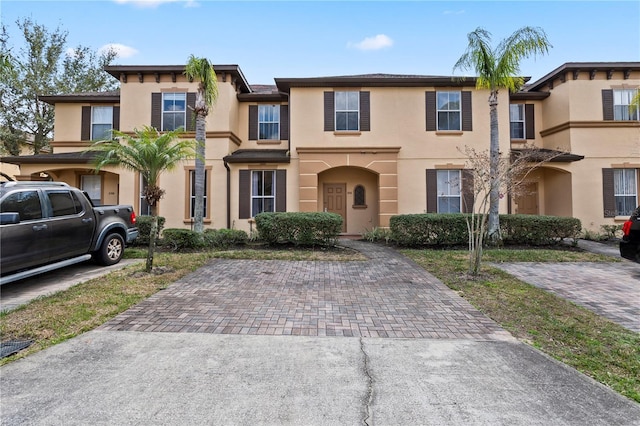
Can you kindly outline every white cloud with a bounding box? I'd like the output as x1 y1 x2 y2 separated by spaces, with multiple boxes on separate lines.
348 34 394 51
113 0 198 8
99 43 139 59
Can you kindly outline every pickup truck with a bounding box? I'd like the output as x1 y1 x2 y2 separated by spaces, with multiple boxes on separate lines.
620 205 640 263
0 181 138 285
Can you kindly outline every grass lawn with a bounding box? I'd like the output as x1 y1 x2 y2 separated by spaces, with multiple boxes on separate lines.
1 244 638 404
401 248 640 403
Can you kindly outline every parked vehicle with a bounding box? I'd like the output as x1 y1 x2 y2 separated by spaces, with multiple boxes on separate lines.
620 205 640 263
0 181 138 285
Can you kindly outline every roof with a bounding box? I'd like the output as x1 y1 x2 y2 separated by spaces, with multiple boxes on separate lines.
512 148 584 163
275 74 482 92
39 90 120 105
104 64 252 94
223 149 290 164
0 151 99 165
525 62 640 92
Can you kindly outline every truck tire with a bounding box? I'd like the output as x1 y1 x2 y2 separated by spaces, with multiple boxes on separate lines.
96 233 125 266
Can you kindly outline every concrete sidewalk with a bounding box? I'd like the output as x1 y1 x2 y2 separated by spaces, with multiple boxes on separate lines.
2 332 638 425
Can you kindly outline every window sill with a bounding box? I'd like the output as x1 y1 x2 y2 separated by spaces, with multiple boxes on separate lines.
510 138 527 143
257 140 283 145
183 219 212 224
333 131 361 136
352 205 367 209
435 131 463 136
614 215 632 222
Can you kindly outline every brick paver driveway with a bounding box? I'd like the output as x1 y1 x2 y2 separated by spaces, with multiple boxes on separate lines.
101 241 509 340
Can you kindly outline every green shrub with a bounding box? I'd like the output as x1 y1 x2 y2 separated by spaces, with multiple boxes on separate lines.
390 214 469 246
362 227 392 243
390 214 582 247
600 224 622 239
255 212 342 246
203 228 248 249
133 216 166 246
160 228 203 251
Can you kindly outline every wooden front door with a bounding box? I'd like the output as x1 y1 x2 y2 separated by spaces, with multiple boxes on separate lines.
516 182 539 215
324 183 347 232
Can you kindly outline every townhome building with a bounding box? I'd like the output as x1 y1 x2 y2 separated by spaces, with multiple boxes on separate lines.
2 62 639 235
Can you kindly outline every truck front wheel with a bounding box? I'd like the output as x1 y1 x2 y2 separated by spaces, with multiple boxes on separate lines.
96 233 125 266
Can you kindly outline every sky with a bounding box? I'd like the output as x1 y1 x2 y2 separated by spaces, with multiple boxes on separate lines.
2 0 639 86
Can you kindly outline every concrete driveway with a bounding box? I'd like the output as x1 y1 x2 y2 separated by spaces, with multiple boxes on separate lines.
1 241 638 425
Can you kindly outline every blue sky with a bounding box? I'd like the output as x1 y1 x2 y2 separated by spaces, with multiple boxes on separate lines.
2 0 639 85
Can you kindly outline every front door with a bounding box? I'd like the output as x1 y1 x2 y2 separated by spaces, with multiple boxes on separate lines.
516 182 539 215
324 183 346 232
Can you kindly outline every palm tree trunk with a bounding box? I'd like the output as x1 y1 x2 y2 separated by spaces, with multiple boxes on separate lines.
146 206 158 273
487 90 501 244
193 112 206 234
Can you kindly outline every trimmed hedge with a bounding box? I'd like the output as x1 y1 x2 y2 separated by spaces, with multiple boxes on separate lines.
203 228 248 249
390 213 581 246
133 215 166 246
161 228 203 251
255 212 342 246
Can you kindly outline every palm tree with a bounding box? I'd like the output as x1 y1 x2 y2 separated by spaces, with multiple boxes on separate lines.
184 55 218 234
454 27 551 244
88 126 196 272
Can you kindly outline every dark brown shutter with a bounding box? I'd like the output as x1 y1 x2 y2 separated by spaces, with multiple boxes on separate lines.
280 105 289 140
602 168 616 217
112 106 120 132
525 104 535 139
462 169 475 213
151 93 161 130
425 92 436 131
276 170 287 212
359 91 370 131
239 170 251 219
186 92 196 131
81 106 91 140
462 91 472 131
602 89 614 121
324 91 334 131
248 105 258 140
426 169 437 213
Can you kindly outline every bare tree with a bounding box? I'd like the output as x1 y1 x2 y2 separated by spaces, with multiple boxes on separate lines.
462 144 563 276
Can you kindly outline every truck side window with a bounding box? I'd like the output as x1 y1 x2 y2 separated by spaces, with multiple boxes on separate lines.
71 191 84 213
47 191 78 217
0 191 43 221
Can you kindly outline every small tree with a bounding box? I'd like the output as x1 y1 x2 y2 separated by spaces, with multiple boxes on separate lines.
184 56 218 234
87 126 196 272
462 144 562 276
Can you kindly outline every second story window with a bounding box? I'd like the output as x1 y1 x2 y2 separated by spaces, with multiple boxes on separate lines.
437 91 461 131
162 93 186 131
258 105 280 140
335 91 359 131
614 89 639 121
510 104 525 139
91 106 113 140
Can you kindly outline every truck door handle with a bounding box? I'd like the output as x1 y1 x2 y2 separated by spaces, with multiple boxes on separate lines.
82 218 93 224
32 224 47 231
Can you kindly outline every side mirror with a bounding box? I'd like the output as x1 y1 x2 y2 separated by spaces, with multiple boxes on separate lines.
0 212 20 225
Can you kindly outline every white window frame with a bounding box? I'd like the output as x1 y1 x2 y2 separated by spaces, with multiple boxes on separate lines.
613 168 638 216
613 89 639 121
436 169 461 213
258 105 280 140
436 91 461 131
91 106 113 141
335 91 360 131
251 170 276 217
509 104 525 139
189 169 208 218
162 92 186 131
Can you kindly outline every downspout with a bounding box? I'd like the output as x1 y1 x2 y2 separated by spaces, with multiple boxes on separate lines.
279 91 291 156
224 159 231 229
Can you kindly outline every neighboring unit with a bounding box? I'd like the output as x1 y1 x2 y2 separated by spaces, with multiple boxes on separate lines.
1 62 639 235
0 181 138 285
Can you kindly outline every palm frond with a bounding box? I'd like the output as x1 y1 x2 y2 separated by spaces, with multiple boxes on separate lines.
185 55 219 107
